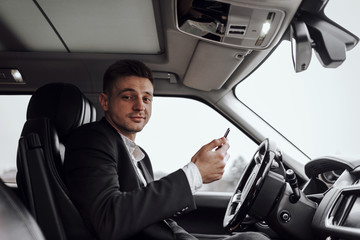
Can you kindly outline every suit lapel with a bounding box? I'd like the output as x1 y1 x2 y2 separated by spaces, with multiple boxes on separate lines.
137 160 153 183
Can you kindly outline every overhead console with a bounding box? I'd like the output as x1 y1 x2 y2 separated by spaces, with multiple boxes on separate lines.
176 0 287 49
175 0 302 91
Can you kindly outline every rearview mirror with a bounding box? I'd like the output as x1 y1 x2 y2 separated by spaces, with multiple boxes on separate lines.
290 21 313 73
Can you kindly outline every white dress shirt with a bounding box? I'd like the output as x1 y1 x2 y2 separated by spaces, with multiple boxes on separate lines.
119 133 202 193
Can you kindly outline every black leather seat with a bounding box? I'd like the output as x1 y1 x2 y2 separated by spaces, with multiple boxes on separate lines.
0 178 45 240
16 83 97 240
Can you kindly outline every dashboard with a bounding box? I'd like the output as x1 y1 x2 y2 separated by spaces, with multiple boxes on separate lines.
304 156 360 240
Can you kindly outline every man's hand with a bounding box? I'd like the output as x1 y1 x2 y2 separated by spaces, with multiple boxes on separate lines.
191 137 230 184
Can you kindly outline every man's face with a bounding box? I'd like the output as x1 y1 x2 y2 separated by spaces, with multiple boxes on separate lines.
100 75 153 140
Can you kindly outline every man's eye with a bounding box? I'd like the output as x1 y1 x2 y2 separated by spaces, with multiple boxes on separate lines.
144 97 152 103
122 96 132 100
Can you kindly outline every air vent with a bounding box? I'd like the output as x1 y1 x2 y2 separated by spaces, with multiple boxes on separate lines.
331 192 360 228
228 25 247 35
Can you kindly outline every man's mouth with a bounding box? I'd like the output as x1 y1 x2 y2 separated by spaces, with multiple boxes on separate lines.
129 115 145 122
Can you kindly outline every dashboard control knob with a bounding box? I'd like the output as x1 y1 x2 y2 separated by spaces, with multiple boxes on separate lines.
280 210 291 223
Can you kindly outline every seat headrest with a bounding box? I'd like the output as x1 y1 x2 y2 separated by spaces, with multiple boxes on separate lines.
27 83 96 142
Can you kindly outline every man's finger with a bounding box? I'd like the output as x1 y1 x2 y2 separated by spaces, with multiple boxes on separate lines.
208 137 228 150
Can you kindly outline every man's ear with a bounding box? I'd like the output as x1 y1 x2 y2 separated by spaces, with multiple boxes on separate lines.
99 93 109 111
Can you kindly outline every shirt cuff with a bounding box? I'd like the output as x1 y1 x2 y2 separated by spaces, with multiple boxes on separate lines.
182 162 203 194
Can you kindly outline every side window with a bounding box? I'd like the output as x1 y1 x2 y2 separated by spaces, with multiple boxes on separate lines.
0 95 31 184
136 97 258 192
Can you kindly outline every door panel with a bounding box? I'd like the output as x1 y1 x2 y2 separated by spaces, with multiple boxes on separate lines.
176 192 231 235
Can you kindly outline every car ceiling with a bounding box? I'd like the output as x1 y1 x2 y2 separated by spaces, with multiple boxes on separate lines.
0 0 161 54
0 0 357 97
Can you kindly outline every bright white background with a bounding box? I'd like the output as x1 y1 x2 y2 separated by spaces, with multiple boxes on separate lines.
236 0 360 159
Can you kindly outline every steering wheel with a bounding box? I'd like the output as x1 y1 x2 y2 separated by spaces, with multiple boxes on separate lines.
223 139 277 232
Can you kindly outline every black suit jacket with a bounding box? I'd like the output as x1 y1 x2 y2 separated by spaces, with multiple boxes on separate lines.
63 118 196 240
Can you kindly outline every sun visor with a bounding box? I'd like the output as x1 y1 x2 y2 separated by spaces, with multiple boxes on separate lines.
183 41 250 91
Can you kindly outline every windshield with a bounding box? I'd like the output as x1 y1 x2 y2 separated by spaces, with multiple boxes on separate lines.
235 0 360 159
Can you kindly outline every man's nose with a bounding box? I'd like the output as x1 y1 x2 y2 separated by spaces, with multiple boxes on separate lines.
133 98 145 110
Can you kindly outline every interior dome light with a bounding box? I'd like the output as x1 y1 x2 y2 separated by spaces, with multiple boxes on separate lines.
11 69 24 83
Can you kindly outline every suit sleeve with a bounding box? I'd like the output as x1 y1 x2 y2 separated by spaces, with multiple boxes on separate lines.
63 124 196 240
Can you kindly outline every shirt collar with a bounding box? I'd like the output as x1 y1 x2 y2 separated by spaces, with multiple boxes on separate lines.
119 133 145 163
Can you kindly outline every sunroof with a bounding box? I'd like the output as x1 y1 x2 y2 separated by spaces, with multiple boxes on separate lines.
0 0 161 54
0 1 65 52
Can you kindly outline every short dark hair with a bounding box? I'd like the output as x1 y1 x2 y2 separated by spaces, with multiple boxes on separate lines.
103 59 153 94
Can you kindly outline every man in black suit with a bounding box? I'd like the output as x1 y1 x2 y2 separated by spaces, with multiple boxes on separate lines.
64 60 269 240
